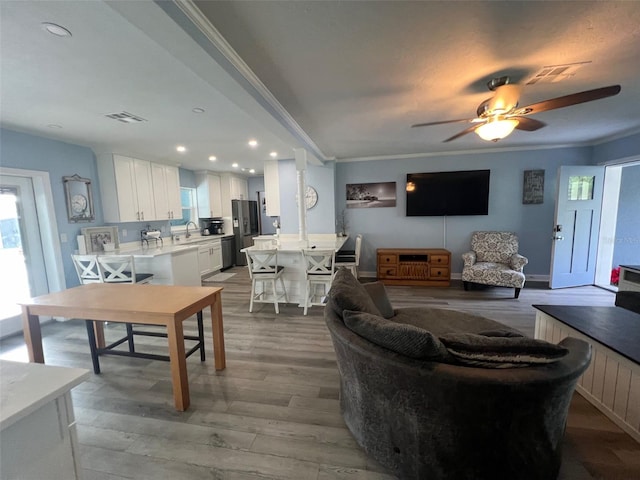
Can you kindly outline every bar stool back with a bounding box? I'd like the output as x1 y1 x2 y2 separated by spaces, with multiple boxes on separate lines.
72 254 103 284
302 249 335 315
335 234 362 279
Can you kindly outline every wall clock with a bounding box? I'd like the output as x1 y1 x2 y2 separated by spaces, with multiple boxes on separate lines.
63 174 95 222
305 185 318 209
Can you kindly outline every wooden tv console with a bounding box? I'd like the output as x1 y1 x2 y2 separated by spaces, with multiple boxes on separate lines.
377 248 451 287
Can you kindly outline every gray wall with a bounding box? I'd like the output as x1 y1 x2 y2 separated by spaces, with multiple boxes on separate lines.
335 146 593 276
592 132 640 164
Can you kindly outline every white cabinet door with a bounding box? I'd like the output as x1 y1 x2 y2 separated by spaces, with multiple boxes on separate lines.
152 164 182 220
210 242 223 271
99 154 157 222
133 159 155 222
263 160 280 216
196 172 222 218
230 175 248 200
112 155 139 222
198 245 213 277
165 165 182 220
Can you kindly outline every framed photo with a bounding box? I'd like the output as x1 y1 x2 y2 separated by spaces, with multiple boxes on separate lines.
523 170 544 204
63 174 95 222
81 226 119 253
346 182 396 208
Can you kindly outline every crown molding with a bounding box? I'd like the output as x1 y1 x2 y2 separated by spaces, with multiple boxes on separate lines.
337 142 582 163
590 125 640 146
173 0 330 162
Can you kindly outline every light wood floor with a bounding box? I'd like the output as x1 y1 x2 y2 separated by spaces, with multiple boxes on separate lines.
1 268 638 480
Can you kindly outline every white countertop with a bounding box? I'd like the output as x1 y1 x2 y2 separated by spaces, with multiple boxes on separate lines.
100 234 233 258
245 234 348 253
0 360 90 430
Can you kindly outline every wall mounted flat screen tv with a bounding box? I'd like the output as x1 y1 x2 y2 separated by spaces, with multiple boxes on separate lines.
406 169 490 216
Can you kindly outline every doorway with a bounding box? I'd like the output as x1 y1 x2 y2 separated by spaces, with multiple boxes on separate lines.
595 158 640 291
0 168 65 338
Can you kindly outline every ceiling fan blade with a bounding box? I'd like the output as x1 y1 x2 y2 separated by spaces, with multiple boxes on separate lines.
443 124 482 142
411 118 475 128
513 116 546 131
517 85 621 115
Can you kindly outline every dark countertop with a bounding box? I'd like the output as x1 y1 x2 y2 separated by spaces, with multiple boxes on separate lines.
533 305 640 365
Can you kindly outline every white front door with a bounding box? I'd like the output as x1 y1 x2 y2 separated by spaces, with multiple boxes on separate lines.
549 166 605 288
0 175 49 337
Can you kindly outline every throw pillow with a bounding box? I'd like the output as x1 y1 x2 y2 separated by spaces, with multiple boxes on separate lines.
363 281 395 319
327 268 382 317
343 310 447 359
440 333 569 368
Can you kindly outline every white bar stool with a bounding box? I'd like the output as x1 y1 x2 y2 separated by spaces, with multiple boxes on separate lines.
302 249 335 315
245 248 288 313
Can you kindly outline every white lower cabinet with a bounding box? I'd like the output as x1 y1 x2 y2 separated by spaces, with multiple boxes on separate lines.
0 361 89 480
197 239 223 278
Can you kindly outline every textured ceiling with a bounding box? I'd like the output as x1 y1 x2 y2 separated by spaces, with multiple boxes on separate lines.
195 0 640 159
1 1 639 172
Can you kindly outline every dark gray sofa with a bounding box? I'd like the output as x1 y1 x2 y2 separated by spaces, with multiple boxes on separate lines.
325 269 592 480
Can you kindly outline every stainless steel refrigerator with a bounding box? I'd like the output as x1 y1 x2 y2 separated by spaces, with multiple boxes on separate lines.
232 199 259 266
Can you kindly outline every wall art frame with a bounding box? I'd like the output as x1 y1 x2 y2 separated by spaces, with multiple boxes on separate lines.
523 169 545 204
346 182 396 208
81 226 119 253
63 174 95 222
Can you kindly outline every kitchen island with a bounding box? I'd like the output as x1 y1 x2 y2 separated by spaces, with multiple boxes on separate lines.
96 234 232 286
243 234 348 305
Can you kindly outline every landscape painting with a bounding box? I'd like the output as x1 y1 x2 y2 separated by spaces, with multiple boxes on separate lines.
346 182 396 208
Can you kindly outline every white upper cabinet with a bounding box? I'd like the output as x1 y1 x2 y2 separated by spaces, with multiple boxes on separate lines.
220 173 248 217
152 163 182 220
263 160 280 217
195 172 222 218
98 154 156 222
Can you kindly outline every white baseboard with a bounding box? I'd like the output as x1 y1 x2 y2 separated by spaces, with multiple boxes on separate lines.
359 271 550 282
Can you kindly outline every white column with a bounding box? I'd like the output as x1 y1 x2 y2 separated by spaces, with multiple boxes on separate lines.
294 148 308 241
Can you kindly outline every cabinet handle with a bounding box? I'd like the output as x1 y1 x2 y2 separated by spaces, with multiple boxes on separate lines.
141 212 144 221
136 212 140 221
168 211 172 219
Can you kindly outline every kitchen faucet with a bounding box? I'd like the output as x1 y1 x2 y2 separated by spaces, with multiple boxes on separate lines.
185 221 198 238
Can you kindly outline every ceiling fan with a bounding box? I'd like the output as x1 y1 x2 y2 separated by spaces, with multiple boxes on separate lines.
411 76 621 142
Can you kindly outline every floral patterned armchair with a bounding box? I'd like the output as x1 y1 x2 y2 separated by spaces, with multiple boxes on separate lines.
462 231 528 298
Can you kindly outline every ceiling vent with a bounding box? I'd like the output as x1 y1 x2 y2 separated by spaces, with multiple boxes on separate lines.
104 111 147 123
525 62 591 85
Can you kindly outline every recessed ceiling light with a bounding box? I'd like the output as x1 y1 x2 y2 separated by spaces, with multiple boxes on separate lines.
241 168 246 172
176 145 187 153
269 151 278 158
232 163 239 168
249 169 255 174
42 22 72 37
248 139 258 148
47 124 63 129
208 155 217 161
192 107 205 113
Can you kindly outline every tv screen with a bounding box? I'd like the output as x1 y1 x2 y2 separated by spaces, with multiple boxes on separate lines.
406 169 490 216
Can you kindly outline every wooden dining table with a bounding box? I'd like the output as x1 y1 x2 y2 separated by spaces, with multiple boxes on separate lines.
20 283 225 411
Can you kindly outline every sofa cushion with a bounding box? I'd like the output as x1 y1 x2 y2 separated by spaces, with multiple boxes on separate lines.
343 310 447 359
477 329 525 338
363 281 395 319
327 268 382 318
439 333 569 368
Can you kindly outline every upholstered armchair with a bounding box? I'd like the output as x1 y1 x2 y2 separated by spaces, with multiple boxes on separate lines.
462 231 528 298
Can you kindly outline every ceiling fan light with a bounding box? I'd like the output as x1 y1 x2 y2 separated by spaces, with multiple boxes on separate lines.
475 118 519 142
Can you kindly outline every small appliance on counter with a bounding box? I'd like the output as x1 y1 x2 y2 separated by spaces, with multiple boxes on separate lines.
208 219 225 235
141 228 163 247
